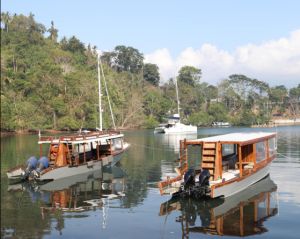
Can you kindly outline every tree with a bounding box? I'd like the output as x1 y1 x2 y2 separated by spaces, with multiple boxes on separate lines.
60 36 85 54
188 111 212 126
207 103 228 122
178 66 201 86
48 21 58 42
289 84 300 99
143 88 171 122
100 51 114 66
237 109 255 126
228 74 269 100
106 45 144 73
220 74 270 114
199 83 218 110
289 84 300 118
269 85 288 114
269 85 288 103
143 63 160 86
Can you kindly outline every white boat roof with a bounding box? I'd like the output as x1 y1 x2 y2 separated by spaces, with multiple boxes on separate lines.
38 132 124 144
189 132 276 144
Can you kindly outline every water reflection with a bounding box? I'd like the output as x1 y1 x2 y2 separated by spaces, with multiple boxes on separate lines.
159 175 278 237
155 133 197 153
156 134 198 181
5 165 126 236
2 127 299 238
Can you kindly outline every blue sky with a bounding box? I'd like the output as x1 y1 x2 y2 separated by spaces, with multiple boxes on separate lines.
2 0 300 87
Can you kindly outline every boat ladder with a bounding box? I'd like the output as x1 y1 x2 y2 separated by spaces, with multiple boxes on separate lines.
201 142 217 180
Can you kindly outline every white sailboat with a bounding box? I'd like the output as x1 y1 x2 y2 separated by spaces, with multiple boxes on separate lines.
154 76 197 134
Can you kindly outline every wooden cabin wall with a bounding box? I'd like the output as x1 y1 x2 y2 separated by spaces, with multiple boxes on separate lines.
216 143 222 180
56 144 68 166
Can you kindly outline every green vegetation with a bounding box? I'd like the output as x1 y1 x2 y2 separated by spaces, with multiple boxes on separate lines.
1 13 300 131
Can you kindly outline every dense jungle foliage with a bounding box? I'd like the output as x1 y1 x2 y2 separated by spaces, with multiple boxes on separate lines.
1 13 300 131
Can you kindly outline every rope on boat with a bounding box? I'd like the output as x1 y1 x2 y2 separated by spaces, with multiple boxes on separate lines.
276 152 298 160
129 142 179 152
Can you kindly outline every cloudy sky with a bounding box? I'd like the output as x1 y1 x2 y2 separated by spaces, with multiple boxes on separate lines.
2 0 300 88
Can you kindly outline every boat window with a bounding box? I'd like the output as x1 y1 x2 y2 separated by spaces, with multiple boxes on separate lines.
222 144 235 156
78 143 91 153
268 138 276 156
256 141 266 163
187 144 202 170
222 144 237 170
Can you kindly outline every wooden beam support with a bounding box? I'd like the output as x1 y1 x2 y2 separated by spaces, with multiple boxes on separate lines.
240 205 244 237
238 144 242 177
97 141 100 160
265 139 270 160
217 143 222 179
83 143 86 163
39 144 43 158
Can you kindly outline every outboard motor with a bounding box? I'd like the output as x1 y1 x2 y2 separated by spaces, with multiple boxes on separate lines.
192 169 211 199
32 156 49 179
199 169 210 187
36 156 49 173
173 169 211 199
183 169 195 190
23 156 38 179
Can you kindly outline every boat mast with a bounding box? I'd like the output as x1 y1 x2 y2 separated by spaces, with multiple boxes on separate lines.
97 53 103 131
174 74 180 119
99 56 116 130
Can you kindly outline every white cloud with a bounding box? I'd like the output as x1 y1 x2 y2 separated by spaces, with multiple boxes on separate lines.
144 48 174 81
145 30 300 88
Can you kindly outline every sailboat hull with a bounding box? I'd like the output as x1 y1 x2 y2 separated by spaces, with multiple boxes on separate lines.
163 123 197 134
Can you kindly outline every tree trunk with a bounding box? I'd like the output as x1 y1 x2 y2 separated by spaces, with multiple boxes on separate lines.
53 111 57 129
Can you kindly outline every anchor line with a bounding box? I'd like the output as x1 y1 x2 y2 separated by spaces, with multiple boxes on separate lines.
129 143 179 152
276 152 298 160
129 143 201 156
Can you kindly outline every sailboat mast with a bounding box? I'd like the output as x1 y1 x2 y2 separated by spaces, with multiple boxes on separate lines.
97 54 103 131
99 57 116 130
175 75 180 117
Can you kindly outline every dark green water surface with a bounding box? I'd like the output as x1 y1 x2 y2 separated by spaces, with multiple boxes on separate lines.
1 126 300 238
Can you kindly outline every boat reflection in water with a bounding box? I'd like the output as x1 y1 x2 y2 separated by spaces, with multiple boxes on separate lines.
157 133 197 153
159 175 278 237
7 165 126 233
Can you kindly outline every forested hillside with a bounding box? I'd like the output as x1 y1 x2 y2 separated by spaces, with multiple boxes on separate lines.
1 13 300 132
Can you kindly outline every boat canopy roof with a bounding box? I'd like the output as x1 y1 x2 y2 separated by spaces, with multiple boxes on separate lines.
188 132 276 145
38 131 124 145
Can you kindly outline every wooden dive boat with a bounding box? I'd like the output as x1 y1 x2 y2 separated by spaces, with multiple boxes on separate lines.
158 132 277 199
7 130 130 182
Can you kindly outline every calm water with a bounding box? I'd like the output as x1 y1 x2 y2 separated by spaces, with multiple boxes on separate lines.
1 126 300 238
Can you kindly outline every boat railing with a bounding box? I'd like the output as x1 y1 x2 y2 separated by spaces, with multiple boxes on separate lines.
39 130 122 143
39 136 57 142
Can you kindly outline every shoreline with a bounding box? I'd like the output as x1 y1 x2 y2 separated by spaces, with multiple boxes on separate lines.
0 127 138 137
2 122 300 137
